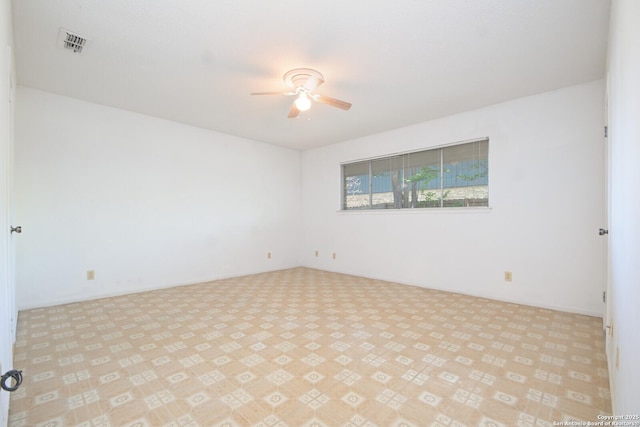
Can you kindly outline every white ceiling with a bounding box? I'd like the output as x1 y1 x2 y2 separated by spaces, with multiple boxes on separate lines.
11 0 610 150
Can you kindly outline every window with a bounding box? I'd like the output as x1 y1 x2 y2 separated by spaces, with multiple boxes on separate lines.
342 138 488 210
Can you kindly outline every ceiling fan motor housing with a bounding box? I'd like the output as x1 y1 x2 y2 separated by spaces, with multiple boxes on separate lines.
283 68 324 90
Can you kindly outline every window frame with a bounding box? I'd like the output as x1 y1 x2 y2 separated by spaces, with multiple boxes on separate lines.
340 137 489 211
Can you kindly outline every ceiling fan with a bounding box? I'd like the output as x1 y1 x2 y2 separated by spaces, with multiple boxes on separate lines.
251 68 352 118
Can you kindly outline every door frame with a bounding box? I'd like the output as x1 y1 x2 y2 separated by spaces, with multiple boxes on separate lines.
603 72 615 380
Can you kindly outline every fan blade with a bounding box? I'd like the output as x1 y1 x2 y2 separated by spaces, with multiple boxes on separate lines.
288 103 300 119
314 95 352 110
250 91 295 96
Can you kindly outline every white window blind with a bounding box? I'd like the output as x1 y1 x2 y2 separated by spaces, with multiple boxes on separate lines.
342 138 489 210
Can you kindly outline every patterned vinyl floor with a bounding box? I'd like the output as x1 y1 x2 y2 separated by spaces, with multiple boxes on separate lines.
9 268 611 426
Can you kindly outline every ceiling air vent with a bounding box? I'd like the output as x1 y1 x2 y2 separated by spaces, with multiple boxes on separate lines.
57 28 90 54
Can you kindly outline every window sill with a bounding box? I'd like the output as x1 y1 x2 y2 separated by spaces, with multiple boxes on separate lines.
336 206 492 215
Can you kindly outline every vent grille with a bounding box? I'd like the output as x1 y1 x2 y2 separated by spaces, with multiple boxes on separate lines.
57 28 89 54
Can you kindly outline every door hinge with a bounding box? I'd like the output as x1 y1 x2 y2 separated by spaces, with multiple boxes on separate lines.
603 291 606 303
604 125 608 138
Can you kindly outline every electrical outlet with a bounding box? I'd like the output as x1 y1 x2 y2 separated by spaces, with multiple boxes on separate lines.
267 252 272 259
332 253 336 260
504 271 512 282
87 270 95 280
315 250 319 257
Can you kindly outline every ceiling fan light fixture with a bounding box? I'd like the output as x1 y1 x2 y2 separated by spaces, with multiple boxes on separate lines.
251 68 351 118
295 93 312 111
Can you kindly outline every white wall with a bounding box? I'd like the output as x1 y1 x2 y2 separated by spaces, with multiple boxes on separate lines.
0 0 15 423
14 83 607 313
301 80 606 316
606 0 640 413
14 87 301 309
